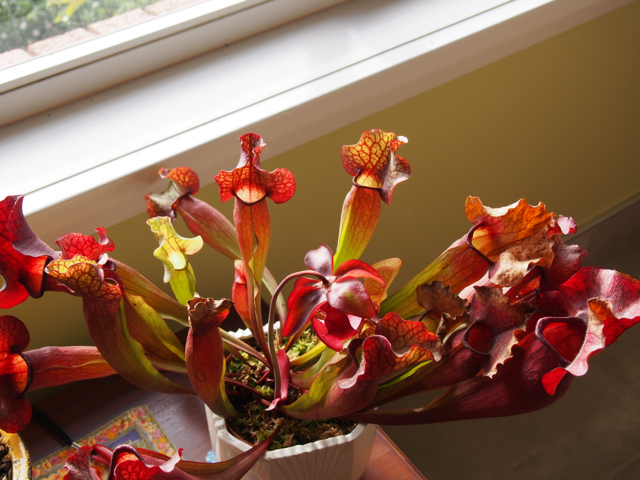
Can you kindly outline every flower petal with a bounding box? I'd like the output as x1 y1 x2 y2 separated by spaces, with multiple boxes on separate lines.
0 196 54 307
333 259 385 284
341 130 410 205
383 197 561 318
467 197 556 287
214 133 295 205
62 445 98 480
347 332 573 425
311 306 359 351
146 167 200 219
56 228 115 261
304 244 334 277
148 217 203 282
0 314 30 353
537 268 640 394
148 217 202 305
416 281 468 330
283 285 325 337
267 349 291 411
464 287 534 376
363 258 402 304
0 318 32 432
327 278 376 319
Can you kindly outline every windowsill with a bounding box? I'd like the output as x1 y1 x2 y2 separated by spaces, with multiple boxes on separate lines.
0 0 632 244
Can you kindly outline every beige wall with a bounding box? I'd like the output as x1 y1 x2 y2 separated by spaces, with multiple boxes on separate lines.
8 2 640 477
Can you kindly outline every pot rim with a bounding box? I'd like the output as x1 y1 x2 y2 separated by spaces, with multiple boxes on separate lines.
210 410 374 460
228 322 281 340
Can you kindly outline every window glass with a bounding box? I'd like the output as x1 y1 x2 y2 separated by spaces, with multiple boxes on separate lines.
0 0 208 67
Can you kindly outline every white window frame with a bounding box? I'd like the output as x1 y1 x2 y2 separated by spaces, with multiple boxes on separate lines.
0 0 348 125
0 0 632 243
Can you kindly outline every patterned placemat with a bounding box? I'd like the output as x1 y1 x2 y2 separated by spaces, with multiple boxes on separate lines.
32 406 176 480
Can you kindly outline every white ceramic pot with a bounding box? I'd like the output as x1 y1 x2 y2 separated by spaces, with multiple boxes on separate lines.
0 429 31 480
206 407 376 480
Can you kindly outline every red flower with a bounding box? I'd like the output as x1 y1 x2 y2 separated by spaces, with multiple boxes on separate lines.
0 196 58 308
146 167 200 220
0 315 31 432
57 227 115 262
214 133 295 206
0 315 115 433
311 305 363 352
284 244 384 348
346 268 640 425
62 432 276 480
341 129 410 205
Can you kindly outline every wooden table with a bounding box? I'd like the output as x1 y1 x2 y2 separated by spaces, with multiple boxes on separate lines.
21 373 425 480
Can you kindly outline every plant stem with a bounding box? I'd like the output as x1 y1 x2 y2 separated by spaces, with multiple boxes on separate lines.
268 270 329 402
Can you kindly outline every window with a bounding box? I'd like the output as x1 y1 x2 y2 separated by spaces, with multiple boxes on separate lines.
0 0 348 126
0 0 245 64
0 0 632 241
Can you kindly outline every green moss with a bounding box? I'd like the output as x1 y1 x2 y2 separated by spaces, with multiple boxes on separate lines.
225 329 357 451
227 395 357 451
287 328 319 359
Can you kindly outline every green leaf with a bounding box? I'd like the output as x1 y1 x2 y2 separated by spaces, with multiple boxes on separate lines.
123 291 186 363
334 187 381 269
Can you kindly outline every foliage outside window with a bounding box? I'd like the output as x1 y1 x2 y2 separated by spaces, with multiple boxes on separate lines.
0 0 164 53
